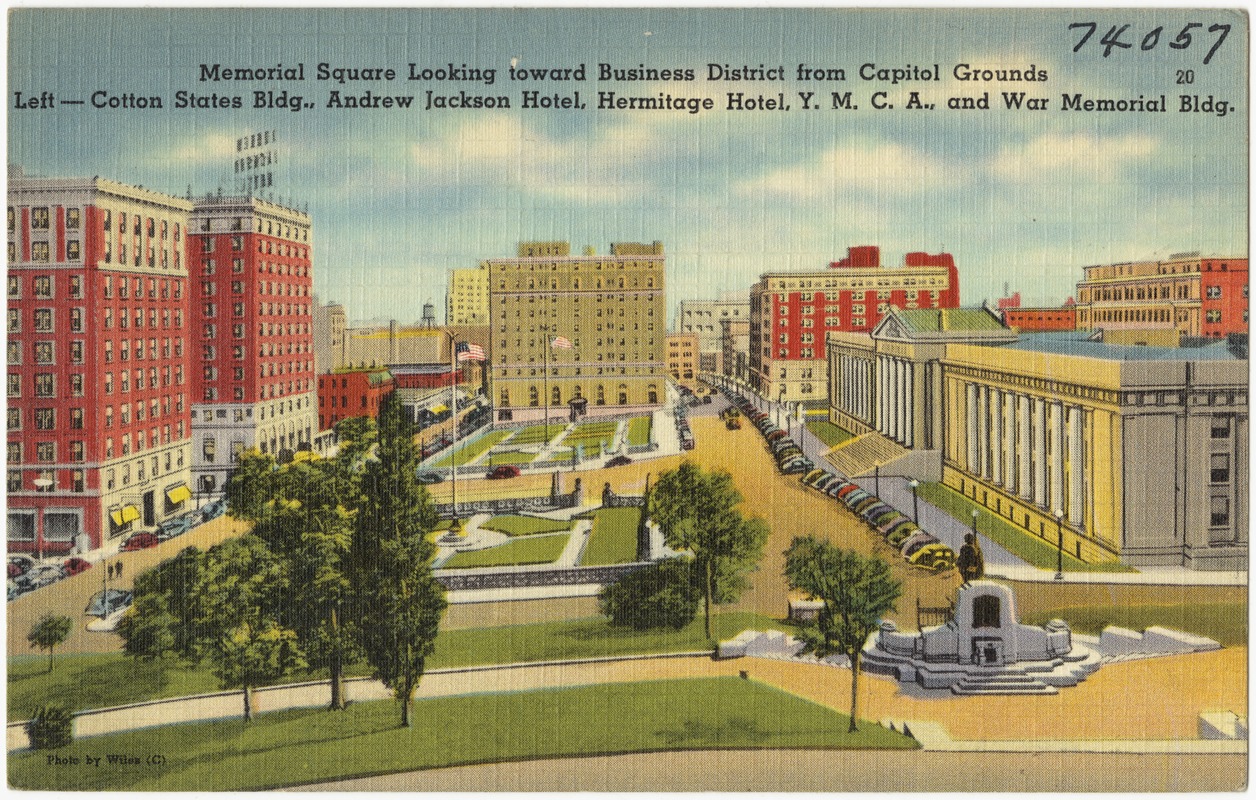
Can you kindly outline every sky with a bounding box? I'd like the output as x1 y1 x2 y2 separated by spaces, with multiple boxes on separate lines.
8 8 1248 325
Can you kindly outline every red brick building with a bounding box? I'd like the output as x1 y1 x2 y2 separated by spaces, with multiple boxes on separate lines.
187 195 315 492
1002 303 1077 332
749 246 961 402
7 176 194 553
1074 253 1249 339
318 368 395 431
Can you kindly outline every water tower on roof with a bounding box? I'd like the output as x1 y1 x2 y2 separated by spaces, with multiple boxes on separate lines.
421 299 437 328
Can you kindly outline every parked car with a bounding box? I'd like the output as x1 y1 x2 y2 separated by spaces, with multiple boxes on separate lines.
416 472 445 485
24 564 66 589
156 517 195 541
201 499 228 520
8 577 32 601
7 562 26 579
606 455 633 468
702 394 713 404
178 509 206 527
120 532 160 552
85 588 133 617
486 464 521 480
725 417 742 430
62 557 93 576
7 554 35 575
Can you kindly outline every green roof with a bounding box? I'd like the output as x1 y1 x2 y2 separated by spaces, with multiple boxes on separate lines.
895 308 1006 333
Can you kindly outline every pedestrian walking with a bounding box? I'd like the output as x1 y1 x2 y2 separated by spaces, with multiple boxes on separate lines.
107 563 114 581
114 561 123 581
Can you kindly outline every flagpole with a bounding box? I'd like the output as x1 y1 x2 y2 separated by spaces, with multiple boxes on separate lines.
542 325 550 442
446 332 459 534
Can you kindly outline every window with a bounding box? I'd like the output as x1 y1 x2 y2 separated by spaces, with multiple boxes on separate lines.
6 342 19 365
7 309 19 333
1210 454 1230 484
1210 496 1230 527
33 308 52 331
35 342 53 364
70 408 84 429
203 437 216 463
1206 285 1222 299
31 207 49 229
35 408 55 430
67 240 80 260
7 408 20 430
33 276 52 298
34 374 55 397
6 275 18 299
70 374 84 397
1211 416 1231 439
6 442 19 464
70 308 84 333
65 208 81 229
71 441 84 462
69 275 82 298
31 242 49 262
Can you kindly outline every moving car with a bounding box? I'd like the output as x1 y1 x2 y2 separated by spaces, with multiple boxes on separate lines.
416 472 445 485
486 464 521 480
156 517 195 541
606 455 633 468
201 499 228 520
85 588 133 617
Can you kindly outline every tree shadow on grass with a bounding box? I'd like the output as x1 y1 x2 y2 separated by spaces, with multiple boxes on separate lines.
655 716 774 747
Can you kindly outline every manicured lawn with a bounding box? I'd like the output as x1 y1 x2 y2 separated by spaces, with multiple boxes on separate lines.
504 424 558 446
564 421 621 452
9 677 915 791
8 612 795 718
478 514 573 537
805 419 854 448
580 507 642 566
626 415 653 446
1020 602 1248 647
439 534 569 568
430 430 513 468
914 482 1135 573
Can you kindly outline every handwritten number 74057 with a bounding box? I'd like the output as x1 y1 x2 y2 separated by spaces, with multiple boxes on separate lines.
1069 22 1231 64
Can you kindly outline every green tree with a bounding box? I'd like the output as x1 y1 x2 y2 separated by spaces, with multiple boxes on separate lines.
783 536 902 733
334 415 379 468
223 449 277 522
249 461 361 711
648 461 768 639
27 614 73 673
25 705 73 750
190 536 305 721
599 558 698 630
119 546 205 661
353 394 446 727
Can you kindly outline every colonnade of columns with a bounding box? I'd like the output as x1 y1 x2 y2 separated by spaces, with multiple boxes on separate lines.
834 353 874 426
964 382 1085 527
874 354 915 448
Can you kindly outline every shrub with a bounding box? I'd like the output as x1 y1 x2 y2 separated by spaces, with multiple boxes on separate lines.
26 705 73 750
599 558 699 630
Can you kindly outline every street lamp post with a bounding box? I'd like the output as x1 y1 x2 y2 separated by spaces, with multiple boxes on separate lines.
1054 510 1064 580
443 331 461 536
909 479 920 523
970 509 978 540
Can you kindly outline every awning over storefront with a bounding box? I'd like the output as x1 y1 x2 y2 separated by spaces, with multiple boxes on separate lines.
109 505 141 526
166 484 191 505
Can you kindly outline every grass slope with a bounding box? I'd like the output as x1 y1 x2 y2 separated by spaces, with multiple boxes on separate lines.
806 419 854 448
1020 601 1248 646
478 514 573 537
9 612 792 718
580 507 642 566
915 482 1134 573
439 534 569 569
626 415 653 446
9 677 916 791
430 430 512 468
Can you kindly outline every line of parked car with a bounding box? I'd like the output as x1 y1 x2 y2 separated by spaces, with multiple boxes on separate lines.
674 406 695 451
728 393 814 474
7 498 229 602
724 390 955 573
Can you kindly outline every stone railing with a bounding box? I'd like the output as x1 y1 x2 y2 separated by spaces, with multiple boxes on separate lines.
434 562 650 590
601 482 645 508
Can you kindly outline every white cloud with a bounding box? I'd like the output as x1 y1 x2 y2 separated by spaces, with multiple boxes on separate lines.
991 133 1157 183
733 140 965 199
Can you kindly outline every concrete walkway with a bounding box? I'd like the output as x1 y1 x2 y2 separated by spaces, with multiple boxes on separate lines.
889 720 1247 754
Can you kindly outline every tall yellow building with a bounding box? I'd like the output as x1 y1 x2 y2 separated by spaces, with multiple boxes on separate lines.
447 263 490 325
487 241 666 423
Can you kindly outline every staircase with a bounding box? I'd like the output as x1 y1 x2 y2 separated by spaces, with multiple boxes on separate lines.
824 431 909 478
950 668 1057 696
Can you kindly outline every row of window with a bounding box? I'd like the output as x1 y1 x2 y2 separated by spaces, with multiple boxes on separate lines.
498 383 658 408
8 439 87 464
102 275 185 301
200 234 309 260
497 365 660 378
103 306 186 331
8 339 87 366
7 472 87 498
9 206 81 232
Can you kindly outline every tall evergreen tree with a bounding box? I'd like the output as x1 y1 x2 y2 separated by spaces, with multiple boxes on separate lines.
353 394 446 727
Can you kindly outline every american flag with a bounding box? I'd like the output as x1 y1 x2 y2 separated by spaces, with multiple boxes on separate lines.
551 336 573 350
455 341 485 362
